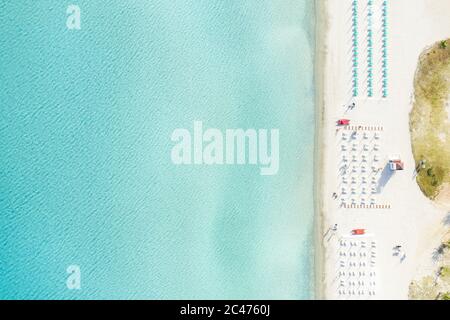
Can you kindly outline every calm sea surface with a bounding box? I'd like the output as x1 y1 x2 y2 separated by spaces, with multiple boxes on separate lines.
0 0 315 299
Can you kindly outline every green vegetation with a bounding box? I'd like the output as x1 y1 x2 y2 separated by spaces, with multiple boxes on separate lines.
409 235 450 300
409 39 450 200
441 292 450 300
408 40 450 301
409 276 438 300
440 267 450 279
445 240 450 249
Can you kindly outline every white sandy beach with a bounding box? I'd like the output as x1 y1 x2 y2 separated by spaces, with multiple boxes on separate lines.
318 0 450 299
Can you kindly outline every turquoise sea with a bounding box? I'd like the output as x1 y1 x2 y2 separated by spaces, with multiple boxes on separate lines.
0 1 315 299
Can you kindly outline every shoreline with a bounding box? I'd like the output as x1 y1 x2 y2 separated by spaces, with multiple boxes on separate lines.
313 0 328 300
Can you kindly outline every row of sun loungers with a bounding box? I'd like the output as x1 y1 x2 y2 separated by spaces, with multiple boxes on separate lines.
342 131 381 140
342 125 384 131
341 144 381 152
342 204 391 209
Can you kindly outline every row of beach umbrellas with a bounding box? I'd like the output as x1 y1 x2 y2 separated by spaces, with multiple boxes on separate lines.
351 0 389 98
381 0 388 98
352 0 359 97
367 0 374 97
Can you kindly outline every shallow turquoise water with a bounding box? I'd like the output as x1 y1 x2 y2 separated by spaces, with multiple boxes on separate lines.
0 1 315 299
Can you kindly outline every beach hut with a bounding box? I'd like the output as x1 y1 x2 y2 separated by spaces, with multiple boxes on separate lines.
389 155 404 171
